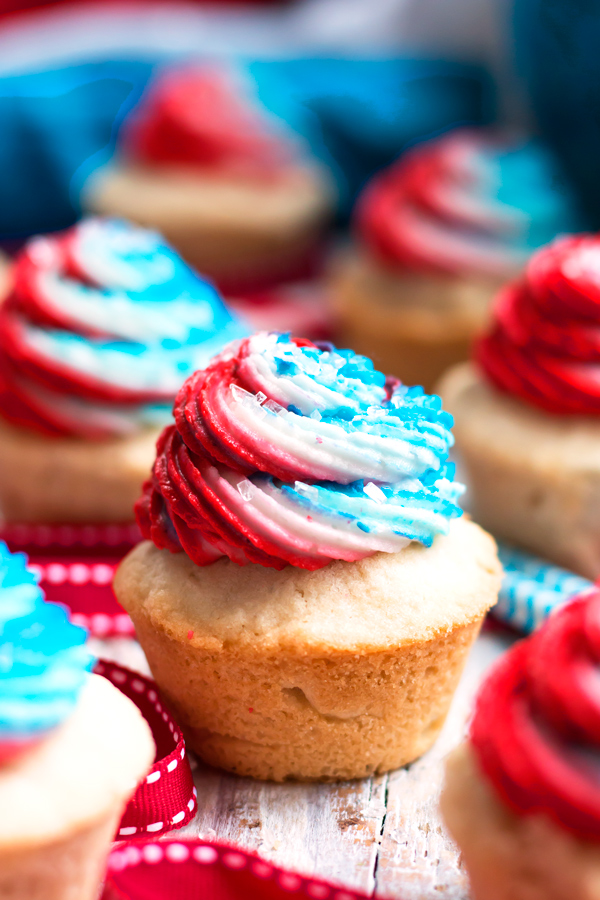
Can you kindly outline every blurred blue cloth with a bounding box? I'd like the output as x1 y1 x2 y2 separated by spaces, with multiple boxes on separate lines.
248 58 495 210
514 0 600 227
0 56 494 239
0 61 153 238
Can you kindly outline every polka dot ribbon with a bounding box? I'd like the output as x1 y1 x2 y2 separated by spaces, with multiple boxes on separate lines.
1 523 141 637
94 660 197 840
494 543 595 634
103 839 368 900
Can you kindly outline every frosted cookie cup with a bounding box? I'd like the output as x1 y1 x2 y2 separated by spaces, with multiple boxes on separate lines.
439 235 600 579
442 589 600 900
332 129 583 390
0 542 154 899
115 332 500 781
84 67 334 292
0 217 246 523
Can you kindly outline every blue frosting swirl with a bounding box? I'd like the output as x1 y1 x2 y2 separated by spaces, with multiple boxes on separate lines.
0 544 92 744
143 332 465 570
490 139 584 253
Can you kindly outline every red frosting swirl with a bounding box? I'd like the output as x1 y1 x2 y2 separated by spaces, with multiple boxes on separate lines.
471 589 600 841
355 130 531 279
124 67 294 177
476 235 600 416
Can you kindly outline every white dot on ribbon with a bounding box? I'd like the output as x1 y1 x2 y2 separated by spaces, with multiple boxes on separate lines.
165 843 189 862
252 862 274 879
279 874 302 891
223 853 246 870
142 844 163 864
146 821 164 833
193 846 218 864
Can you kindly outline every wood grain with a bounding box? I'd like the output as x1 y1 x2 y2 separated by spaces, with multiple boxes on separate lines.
95 628 515 897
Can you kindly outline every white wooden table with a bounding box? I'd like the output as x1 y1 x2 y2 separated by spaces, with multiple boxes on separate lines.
93 627 515 898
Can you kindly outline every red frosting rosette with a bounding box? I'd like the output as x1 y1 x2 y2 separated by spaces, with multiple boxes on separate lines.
471 588 600 840
476 235 600 415
355 130 531 279
123 66 294 178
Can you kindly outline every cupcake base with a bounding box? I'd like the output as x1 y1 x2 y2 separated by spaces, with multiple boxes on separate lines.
0 418 160 523
84 163 334 291
442 743 600 900
438 363 600 580
331 249 502 391
0 674 154 900
114 517 500 782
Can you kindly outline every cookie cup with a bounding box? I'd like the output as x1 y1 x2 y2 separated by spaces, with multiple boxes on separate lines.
114 516 500 782
0 419 160 523
330 249 502 391
84 164 333 290
0 674 154 900
438 363 600 580
441 743 600 900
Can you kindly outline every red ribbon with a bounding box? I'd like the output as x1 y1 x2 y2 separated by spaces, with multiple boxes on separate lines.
1 522 139 637
94 660 197 839
103 839 368 900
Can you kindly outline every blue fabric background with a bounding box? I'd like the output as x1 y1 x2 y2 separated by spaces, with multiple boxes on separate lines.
514 0 600 227
0 56 494 239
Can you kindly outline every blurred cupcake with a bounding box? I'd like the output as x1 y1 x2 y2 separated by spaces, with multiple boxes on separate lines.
0 216 246 524
332 129 583 390
84 67 335 292
442 588 600 900
439 234 600 580
115 332 500 782
0 542 154 898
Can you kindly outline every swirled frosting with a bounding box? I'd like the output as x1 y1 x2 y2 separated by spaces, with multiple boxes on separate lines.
471 589 600 841
476 235 600 415
124 66 294 178
356 130 583 279
137 332 463 570
0 542 91 763
0 217 247 439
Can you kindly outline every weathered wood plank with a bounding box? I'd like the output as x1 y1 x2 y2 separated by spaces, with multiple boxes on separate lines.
181 765 388 893
94 629 515 897
374 630 515 899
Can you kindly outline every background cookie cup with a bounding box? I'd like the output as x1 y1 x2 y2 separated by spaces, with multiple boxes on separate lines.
438 235 600 580
0 543 155 899
331 130 583 391
441 590 600 900
0 217 245 524
84 68 334 292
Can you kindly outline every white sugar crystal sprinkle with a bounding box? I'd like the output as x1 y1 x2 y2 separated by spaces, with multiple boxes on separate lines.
255 391 267 405
309 410 322 421
237 481 256 501
364 482 386 503
264 399 284 415
230 384 254 403
294 481 318 498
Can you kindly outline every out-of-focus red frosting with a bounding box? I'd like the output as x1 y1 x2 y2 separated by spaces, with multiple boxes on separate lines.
471 589 600 841
123 67 294 177
355 130 529 279
476 235 600 416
